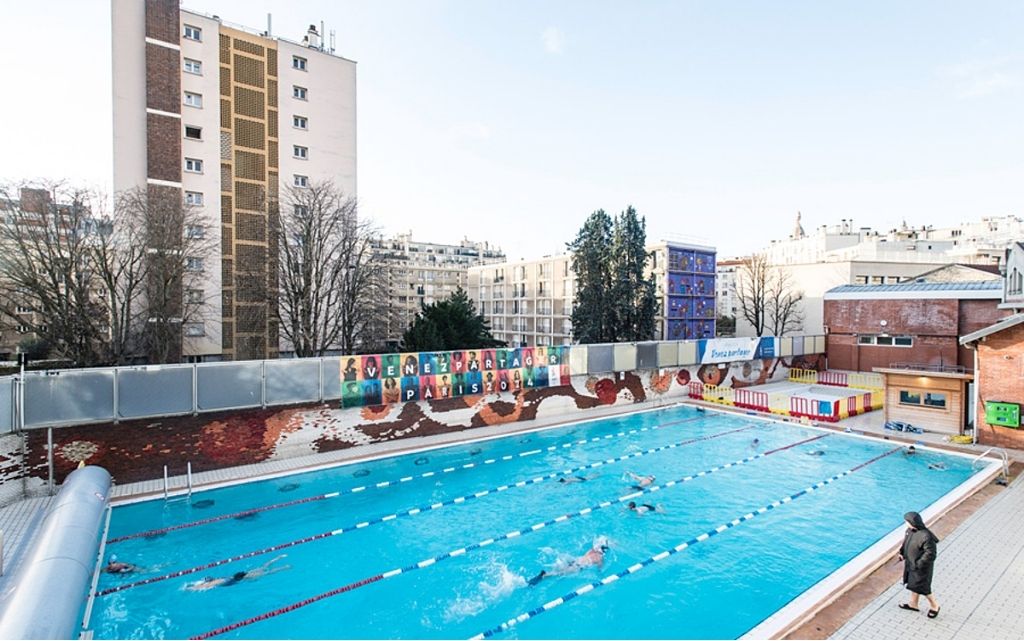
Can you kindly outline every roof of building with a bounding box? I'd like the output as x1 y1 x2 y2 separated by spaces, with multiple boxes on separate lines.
825 280 1003 301
959 313 1024 346
911 263 1003 282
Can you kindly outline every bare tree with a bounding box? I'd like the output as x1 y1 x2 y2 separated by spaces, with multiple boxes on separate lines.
115 186 216 363
274 181 388 357
0 182 216 366
766 266 804 336
0 182 107 365
736 253 804 337
735 253 771 336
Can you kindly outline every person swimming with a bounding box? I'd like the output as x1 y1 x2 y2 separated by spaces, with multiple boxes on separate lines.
627 501 661 515
904 445 917 457
806 449 826 456
185 555 289 591
928 462 947 471
103 556 143 575
751 438 761 450
527 537 610 586
559 473 599 484
626 471 655 489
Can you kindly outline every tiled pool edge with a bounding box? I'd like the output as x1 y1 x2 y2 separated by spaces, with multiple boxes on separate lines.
107 398 686 506
707 401 1006 640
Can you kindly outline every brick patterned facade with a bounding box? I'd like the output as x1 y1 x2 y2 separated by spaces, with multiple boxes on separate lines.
144 44 181 114
145 113 181 182
974 322 1024 448
825 298 1008 372
219 28 279 361
144 0 179 43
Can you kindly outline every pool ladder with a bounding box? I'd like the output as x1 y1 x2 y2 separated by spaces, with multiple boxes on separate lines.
163 462 195 502
972 447 1010 484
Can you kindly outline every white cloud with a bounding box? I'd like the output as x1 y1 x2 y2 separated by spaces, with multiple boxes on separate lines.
542 26 565 54
941 56 1021 98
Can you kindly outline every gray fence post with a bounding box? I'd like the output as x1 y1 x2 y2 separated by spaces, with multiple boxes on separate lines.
191 364 198 416
261 360 267 409
112 368 119 424
318 357 324 403
46 427 54 495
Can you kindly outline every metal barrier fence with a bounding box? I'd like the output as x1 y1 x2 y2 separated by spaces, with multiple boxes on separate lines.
0 336 825 433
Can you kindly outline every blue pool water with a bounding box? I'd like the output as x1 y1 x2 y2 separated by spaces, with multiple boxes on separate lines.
88 406 978 639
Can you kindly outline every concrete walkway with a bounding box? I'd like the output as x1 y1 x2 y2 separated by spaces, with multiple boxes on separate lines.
832 473 1024 640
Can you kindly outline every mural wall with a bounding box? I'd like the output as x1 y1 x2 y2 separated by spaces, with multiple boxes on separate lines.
14 353 826 493
339 346 571 408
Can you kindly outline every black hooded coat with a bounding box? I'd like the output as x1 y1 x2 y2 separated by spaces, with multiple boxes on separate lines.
901 511 939 594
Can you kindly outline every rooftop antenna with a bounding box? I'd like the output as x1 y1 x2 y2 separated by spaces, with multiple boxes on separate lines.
267 13 272 37
321 20 325 51
330 29 336 54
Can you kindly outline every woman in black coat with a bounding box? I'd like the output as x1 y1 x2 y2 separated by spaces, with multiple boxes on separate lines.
898 511 940 618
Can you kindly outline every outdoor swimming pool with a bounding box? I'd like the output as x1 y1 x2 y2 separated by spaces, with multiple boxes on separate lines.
86 405 984 639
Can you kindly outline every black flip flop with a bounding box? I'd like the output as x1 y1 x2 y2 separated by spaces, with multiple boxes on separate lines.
927 607 940 619
898 603 920 612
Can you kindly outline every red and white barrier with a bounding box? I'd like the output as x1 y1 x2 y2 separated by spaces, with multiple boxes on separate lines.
734 388 768 411
818 371 848 387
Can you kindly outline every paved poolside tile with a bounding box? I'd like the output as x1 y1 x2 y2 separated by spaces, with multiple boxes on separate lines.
832 473 1024 640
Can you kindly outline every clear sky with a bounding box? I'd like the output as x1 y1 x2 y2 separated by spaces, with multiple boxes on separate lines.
1 1 1021 260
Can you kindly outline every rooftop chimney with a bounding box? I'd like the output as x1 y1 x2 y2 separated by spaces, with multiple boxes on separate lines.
306 24 321 49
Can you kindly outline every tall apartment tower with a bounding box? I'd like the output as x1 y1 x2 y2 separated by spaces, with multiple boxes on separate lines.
112 0 356 361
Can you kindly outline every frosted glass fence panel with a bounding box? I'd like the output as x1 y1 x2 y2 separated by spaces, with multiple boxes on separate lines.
196 362 262 411
24 370 115 428
265 360 322 405
117 366 193 420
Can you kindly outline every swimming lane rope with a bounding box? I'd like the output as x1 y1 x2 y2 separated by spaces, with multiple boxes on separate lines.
471 446 903 639
107 415 706 544
186 432 831 639
96 422 758 597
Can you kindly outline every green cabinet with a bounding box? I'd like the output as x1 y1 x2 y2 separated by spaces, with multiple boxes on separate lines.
985 401 1021 428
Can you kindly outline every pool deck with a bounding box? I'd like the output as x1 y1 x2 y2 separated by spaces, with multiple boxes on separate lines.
827 469 1024 640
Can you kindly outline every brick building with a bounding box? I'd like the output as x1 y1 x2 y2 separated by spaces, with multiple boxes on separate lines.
960 242 1024 448
824 279 1007 373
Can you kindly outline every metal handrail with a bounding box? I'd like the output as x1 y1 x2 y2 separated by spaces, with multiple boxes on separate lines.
972 447 1010 480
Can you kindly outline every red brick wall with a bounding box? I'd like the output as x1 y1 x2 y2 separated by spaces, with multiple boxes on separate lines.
975 322 1024 448
958 300 1011 371
145 0 179 44
825 297 1004 372
145 44 181 115
146 113 181 182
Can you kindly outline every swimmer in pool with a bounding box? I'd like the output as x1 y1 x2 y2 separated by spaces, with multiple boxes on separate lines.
559 473 599 484
185 555 289 591
806 449 826 456
627 501 662 515
751 438 761 450
626 471 655 489
103 556 143 574
904 445 917 457
527 537 610 586
928 462 947 471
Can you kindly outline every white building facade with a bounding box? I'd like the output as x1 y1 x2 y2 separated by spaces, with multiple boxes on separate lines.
112 0 356 360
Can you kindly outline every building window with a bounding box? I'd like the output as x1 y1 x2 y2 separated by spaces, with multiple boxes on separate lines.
185 191 204 206
858 335 913 347
186 257 204 272
183 24 202 41
293 85 308 100
184 125 202 140
899 390 922 406
186 289 204 304
292 56 307 71
16 305 32 313
855 275 868 284
183 58 202 75
184 91 203 108
899 389 947 410
924 393 947 408
293 145 308 159
184 322 206 337
870 276 884 285
293 174 309 187
184 157 203 173
185 225 205 239
294 204 309 216
293 115 308 130
17 324 30 334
